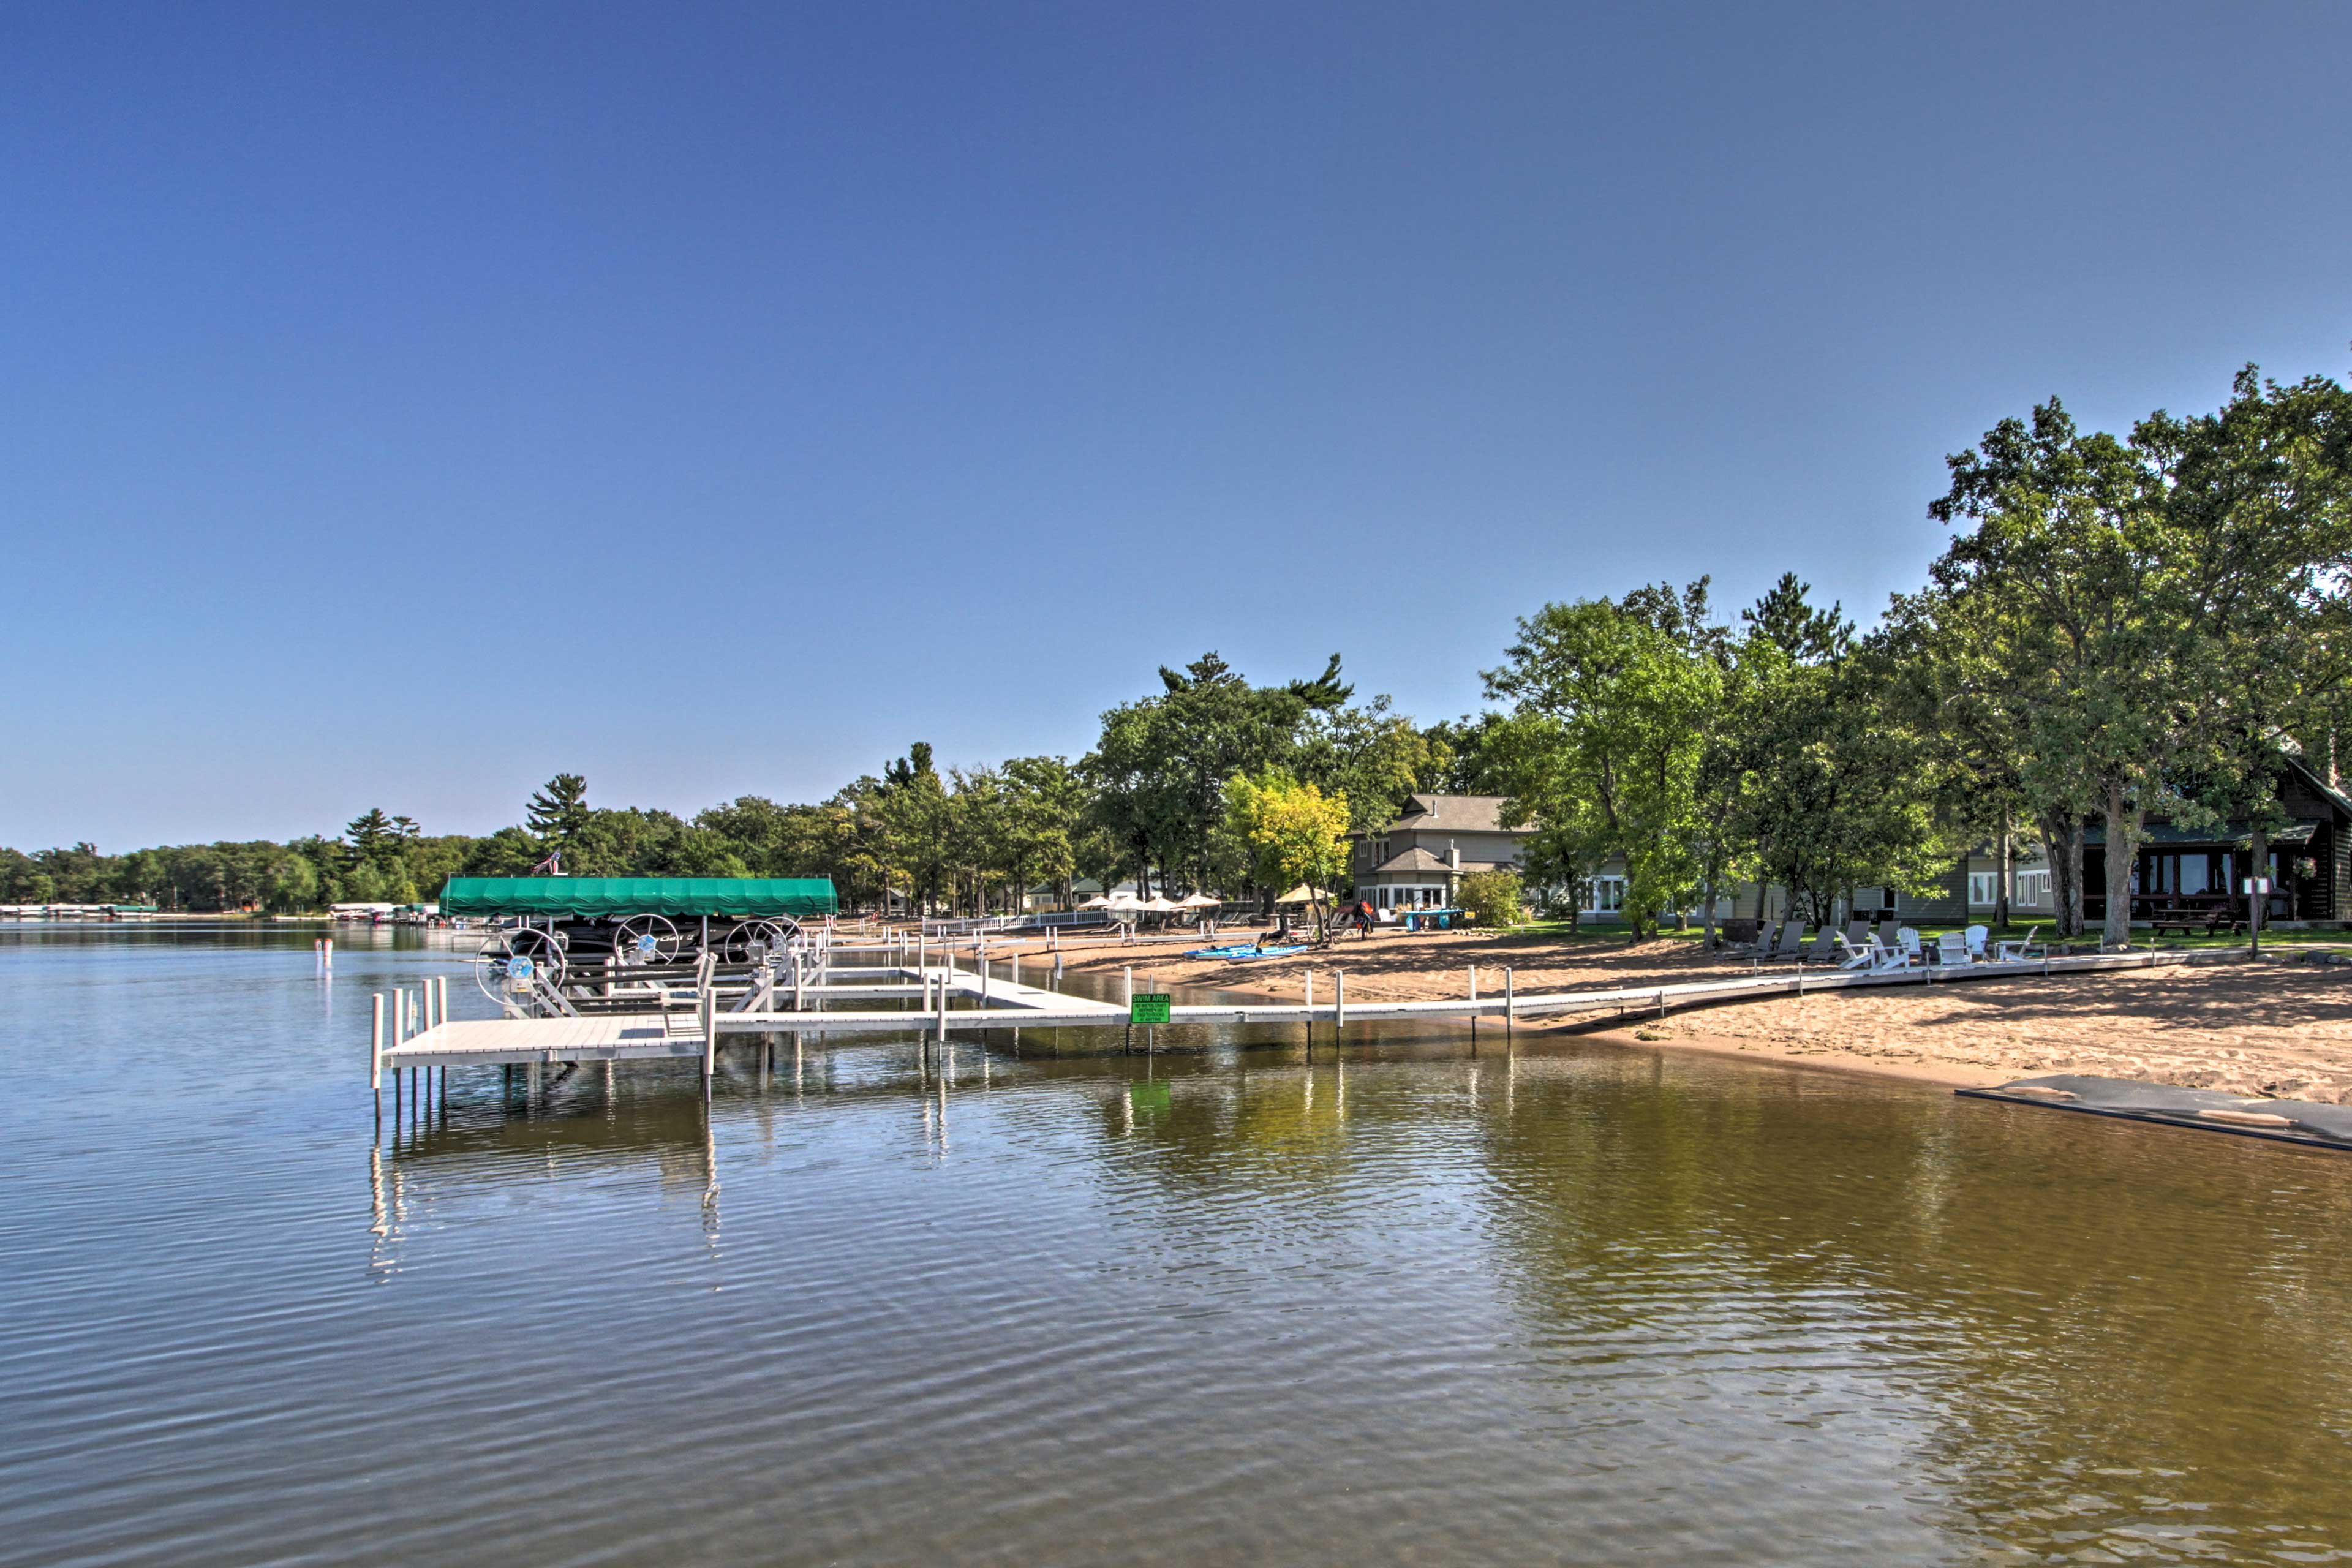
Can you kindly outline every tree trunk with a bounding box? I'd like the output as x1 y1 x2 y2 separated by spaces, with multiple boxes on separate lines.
2250 824 2269 941
1994 815 2012 931
2038 809 2083 938
1700 856 1721 951
2101 776 2139 950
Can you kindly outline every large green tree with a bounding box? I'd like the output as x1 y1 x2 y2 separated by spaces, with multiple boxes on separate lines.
1483 583 1722 937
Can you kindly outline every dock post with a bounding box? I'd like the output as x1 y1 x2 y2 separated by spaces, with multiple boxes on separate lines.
1469 966 1477 1048
1011 951 1019 993
1504 967 1514 1037
1335 971 1346 1041
1123 965 1133 1005
370 993 385 1123
1304 967 1314 1052
935 960 948 1043
978 938 989 1011
699 960 717 1095
437 975 449 1029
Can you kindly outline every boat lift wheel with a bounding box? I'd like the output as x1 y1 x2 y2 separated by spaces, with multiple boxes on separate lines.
721 918 795 963
611 913 685 966
473 925 568 1006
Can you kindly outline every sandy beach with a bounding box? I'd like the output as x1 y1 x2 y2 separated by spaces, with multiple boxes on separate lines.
990 925 2352 1101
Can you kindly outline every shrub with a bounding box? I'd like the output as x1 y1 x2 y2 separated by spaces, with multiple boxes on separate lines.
1457 869 1526 927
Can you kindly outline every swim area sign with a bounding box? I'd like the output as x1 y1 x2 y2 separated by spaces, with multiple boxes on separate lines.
1129 993 1172 1025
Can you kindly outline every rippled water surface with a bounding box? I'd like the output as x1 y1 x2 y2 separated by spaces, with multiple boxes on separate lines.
7 925 2352 1566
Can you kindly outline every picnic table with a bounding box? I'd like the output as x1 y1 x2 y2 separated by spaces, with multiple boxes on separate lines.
2139 900 2245 937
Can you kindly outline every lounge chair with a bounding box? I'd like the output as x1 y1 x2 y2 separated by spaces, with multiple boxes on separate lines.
1806 926 1841 963
1961 924 1989 963
1887 927 1924 970
1834 933 1883 970
1995 925 2045 963
1845 920 1871 951
1876 919 1900 951
1760 922 1809 962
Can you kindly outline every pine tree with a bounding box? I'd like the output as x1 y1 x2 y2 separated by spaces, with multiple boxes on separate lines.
344 808 396 869
526 774 591 848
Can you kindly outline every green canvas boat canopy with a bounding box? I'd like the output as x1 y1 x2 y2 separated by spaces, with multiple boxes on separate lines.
439 876 838 919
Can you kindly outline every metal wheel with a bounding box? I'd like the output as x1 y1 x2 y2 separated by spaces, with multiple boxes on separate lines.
720 918 795 963
611 913 684 966
473 926 568 1006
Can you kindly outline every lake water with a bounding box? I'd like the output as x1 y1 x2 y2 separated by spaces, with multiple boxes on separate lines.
7 924 2352 1566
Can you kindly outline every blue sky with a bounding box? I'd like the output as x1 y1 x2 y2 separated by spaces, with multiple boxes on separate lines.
6 2 2349 849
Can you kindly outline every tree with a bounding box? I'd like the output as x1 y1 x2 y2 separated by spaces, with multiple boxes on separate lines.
1419 713 1515 796
1730 589 1951 925
525 774 592 859
875 744 952 912
1223 768 1350 938
1923 377 2352 946
344 809 397 869
1292 696 1433 834
1483 584 1722 938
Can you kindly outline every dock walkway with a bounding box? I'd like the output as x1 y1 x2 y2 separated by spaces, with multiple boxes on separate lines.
379 946 2246 1076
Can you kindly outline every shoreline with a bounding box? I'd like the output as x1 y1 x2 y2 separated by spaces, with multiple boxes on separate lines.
986 924 2352 1103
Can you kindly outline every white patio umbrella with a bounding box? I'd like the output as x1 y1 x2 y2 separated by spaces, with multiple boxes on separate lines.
1175 892 1222 908
1143 895 1182 913
1079 894 1115 909
1273 885 1334 905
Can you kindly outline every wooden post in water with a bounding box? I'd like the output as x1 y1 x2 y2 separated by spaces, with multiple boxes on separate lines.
1469 965 1478 1047
1304 967 1314 1052
1335 970 1346 1039
370 993 384 1123
1504 967 1515 1038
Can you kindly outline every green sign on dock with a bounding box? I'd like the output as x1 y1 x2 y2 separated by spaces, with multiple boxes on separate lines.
1130 992 1172 1025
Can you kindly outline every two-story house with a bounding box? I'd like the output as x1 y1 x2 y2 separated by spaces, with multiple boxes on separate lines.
1350 794 1540 911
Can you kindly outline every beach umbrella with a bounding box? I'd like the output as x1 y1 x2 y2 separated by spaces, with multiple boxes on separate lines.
1175 892 1222 908
1143 895 1181 912
1079 894 1115 909
1273 885 1333 905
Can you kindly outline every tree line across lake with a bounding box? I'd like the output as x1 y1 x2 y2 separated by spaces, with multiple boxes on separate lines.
8 364 2350 939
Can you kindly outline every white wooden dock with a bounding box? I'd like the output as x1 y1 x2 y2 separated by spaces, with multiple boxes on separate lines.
378 946 2244 1077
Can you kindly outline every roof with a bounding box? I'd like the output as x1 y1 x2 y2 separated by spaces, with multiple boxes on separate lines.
439 876 838 918
1374 794 1521 835
1373 846 1453 873
2283 750 2352 821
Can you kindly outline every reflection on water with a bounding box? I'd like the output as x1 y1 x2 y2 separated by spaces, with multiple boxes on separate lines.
7 924 2352 1566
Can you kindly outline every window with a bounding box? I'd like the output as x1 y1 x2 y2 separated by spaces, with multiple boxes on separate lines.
1587 877 1626 913
2016 870 2050 908
1968 872 1996 907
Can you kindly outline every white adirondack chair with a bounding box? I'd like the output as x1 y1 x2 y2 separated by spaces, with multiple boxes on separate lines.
1962 924 1989 963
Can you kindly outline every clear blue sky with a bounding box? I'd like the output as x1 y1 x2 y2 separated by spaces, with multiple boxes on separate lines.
7 2 2349 850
